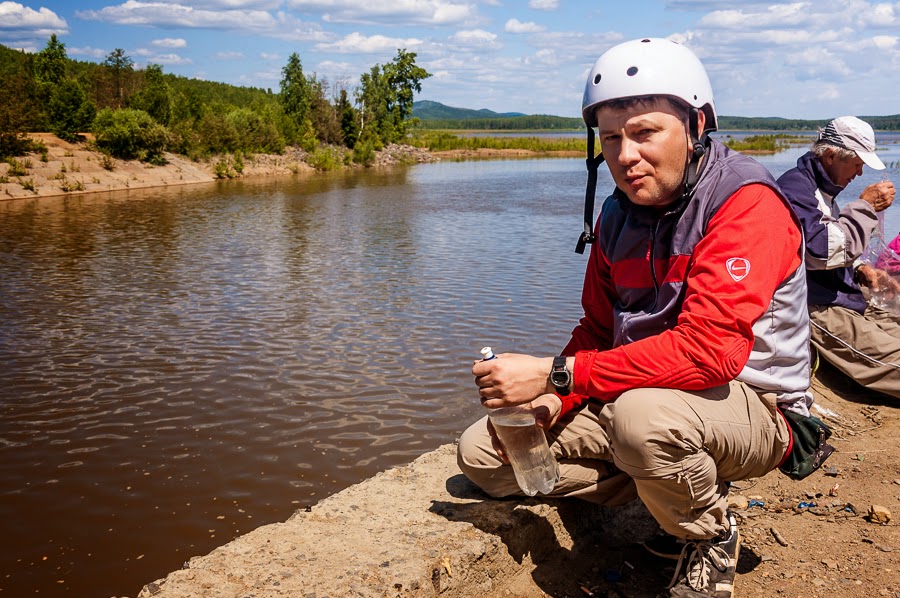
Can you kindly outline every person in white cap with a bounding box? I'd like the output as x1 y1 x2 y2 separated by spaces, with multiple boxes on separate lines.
777 116 898 399
458 37 818 597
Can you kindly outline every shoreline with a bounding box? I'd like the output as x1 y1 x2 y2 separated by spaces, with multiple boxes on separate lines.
134 367 899 597
0 134 585 203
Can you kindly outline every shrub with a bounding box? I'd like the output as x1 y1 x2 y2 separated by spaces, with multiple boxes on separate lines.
6 158 28 176
92 108 169 162
352 139 375 166
213 157 235 179
308 146 343 171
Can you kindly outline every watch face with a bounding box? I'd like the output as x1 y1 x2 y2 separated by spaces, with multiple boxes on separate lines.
550 370 570 386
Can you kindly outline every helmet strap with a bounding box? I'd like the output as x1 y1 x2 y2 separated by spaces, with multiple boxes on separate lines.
576 126 606 254
681 108 709 200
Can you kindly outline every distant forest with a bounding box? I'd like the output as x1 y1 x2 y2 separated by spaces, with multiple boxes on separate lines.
411 101 900 132
0 36 431 167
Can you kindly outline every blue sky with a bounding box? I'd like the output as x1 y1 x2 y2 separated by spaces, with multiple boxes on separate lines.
1 0 898 120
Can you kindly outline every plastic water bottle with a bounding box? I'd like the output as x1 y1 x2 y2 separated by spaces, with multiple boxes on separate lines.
480 347 560 496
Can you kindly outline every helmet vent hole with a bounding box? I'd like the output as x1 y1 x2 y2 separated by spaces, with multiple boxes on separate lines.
626 66 638 76
641 39 651 43
693 94 698 100
593 73 602 84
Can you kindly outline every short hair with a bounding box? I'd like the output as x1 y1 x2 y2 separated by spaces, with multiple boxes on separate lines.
595 95 692 123
812 140 857 162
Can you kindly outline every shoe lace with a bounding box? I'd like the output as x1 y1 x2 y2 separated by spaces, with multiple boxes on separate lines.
667 538 730 591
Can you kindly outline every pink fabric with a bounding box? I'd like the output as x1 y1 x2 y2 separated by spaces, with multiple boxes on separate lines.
875 234 900 273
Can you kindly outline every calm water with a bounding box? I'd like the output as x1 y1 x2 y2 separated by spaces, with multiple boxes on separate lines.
2 136 899 597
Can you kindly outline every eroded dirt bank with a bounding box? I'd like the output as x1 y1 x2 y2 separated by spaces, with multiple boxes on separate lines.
0 134 436 201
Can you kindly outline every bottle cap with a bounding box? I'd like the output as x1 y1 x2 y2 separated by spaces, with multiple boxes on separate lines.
480 347 494 360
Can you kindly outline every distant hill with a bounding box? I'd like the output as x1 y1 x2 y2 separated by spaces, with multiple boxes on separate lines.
412 101 900 132
412 100 583 130
413 100 526 120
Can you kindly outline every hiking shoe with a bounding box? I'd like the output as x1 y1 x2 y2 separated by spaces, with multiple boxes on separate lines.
642 531 686 560
666 511 740 597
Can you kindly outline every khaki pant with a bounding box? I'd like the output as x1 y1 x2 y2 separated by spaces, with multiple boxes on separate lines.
457 381 790 540
809 304 900 399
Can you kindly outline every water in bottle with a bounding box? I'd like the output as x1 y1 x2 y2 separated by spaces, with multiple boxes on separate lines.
488 405 560 496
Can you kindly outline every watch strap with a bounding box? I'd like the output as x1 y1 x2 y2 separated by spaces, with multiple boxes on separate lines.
551 355 571 396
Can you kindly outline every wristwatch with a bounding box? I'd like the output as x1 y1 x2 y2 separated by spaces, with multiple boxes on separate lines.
549 356 571 396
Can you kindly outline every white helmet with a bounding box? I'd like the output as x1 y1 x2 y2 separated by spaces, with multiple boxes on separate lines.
582 38 716 131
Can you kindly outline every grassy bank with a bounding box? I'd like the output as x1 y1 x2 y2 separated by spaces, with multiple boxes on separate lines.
407 130 585 153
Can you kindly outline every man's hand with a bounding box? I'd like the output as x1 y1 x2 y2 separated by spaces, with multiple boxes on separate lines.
531 393 563 430
856 264 900 295
473 353 554 408
860 180 895 212
486 394 562 463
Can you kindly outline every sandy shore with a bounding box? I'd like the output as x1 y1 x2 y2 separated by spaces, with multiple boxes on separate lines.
0 134 438 201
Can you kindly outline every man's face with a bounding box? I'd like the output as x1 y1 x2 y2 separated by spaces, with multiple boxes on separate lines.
822 149 864 188
595 98 698 208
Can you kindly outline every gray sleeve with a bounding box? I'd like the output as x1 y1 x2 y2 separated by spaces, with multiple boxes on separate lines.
807 198 878 271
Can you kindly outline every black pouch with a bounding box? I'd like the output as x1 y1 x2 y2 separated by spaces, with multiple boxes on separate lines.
778 408 836 480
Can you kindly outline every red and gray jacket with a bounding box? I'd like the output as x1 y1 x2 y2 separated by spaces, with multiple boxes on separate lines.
560 139 813 416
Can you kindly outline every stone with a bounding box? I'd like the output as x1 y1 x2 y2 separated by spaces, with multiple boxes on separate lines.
729 494 749 510
868 505 892 524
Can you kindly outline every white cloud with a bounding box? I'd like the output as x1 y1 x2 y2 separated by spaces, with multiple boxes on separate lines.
287 0 476 25
857 1 897 27
0 1 67 30
152 37 187 48
0 1 67 36
504 18 544 33
315 32 424 53
215 51 244 60
449 29 500 48
77 1 279 30
69 46 107 59
150 52 192 65
872 35 898 49
260 52 280 60
528 0 559 9
699 3 809 29
526 48 560 65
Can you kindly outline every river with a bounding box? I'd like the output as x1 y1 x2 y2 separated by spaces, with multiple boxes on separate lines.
1 134 899 597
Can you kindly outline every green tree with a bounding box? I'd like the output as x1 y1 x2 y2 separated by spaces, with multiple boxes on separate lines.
307 75 342 145
48 78 96 141
34 34 67 88
383 49 430 133
103 48 134 108
356 49 430 145
129 64 172 125
339 88 358 149
279 52 311 135
0 55 42 157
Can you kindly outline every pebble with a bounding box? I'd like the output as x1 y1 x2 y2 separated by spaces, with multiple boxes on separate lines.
729 495 749 510
868 505 892 524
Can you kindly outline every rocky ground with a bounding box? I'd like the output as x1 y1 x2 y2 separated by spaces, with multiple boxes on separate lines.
544 360 900 598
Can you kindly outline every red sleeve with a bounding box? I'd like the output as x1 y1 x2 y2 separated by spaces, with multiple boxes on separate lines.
562 184 801 412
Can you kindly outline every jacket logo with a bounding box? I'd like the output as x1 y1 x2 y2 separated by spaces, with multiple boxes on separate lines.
726 258 751 282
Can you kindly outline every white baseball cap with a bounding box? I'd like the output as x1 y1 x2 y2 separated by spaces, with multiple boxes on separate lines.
818 116 885 170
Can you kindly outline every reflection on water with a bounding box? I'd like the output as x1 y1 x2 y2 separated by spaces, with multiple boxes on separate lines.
0 161 590 597
1 138 899 597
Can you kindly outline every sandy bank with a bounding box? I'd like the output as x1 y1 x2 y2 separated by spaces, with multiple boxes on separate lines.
134 366 899 598
0 134 436 201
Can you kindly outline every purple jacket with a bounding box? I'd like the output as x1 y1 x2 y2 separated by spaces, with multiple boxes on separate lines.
777 152 877 313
